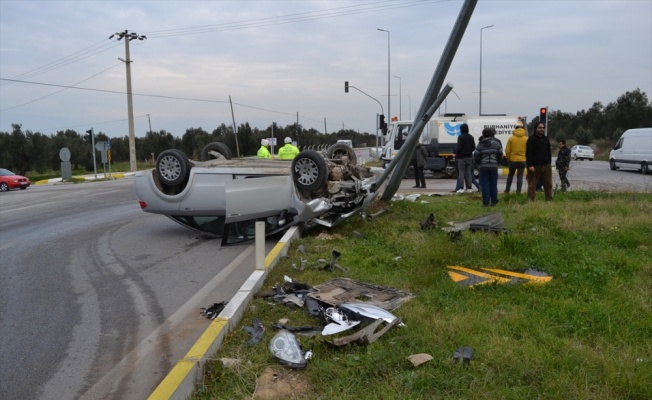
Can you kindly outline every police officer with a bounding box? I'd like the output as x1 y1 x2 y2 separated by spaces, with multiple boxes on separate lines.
278 137 299 160
257 138 271 158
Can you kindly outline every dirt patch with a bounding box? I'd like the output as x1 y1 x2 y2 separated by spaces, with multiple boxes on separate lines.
253 367 310 400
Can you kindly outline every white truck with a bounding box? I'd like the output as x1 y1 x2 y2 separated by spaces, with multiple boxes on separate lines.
381 114 521 177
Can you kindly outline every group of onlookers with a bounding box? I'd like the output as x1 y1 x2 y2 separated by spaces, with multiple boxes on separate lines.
453 120 571 206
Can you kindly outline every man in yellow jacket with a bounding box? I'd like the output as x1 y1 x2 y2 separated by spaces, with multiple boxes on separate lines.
504 120 528 194
257 138 271 158
278 137 299 160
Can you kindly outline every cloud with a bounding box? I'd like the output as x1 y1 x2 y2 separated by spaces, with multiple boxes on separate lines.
1 0 650 137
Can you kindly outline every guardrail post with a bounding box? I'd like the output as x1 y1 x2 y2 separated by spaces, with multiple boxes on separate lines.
255 221 265 270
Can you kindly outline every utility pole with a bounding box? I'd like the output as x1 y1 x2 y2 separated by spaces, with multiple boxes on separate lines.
110 30 146 172
147 113 152 133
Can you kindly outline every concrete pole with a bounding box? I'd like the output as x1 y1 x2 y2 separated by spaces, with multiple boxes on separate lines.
124 37 137 172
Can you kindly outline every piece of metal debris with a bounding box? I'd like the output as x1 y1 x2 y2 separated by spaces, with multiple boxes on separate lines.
453 346 474 364
200 301 227 319
408 353 433 367
420 213 438 230
243 317 265 344
307 277 415 311
327 317 402 347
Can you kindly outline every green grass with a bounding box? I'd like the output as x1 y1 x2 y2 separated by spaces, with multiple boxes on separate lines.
191 191 652 399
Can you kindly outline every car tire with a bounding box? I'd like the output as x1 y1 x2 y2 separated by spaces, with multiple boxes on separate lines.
572 154 577 160
292 150 328 191
0 182 8 192
201 142 232 161
156 149 190 187
642 162 649 175
610 159 617 170
326 143 357 165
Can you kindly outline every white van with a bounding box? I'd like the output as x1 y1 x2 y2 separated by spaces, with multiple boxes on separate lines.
609 128 652 174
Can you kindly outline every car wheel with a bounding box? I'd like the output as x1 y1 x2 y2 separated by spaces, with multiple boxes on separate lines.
326 143 357 165
0 182 8 192
156 149 190 186
642 162 650 175
609 159 617 170
292 150 328 191
201 142 232 161
572 154 577 160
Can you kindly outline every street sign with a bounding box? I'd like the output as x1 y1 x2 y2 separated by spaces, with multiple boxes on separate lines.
95 141 106 151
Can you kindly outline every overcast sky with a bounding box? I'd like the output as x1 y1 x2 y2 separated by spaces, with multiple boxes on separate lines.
1 0 650 138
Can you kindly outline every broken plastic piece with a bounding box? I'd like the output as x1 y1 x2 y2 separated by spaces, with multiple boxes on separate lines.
322 307 361 335
200 301 227 319
339 303 400 325
269 329 307 369
408 353 433 367
329 317 402 347
243 317 265 344
453 347 474 364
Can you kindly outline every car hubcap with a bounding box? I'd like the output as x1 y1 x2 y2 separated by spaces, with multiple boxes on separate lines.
294 158 318 185
158 155 181 181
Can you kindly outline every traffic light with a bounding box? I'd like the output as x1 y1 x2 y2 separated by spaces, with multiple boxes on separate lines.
379 114 387 134
85 128 94 144
539 107 548 124
344 81 349 93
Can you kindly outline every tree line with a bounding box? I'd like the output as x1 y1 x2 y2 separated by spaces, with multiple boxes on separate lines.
1 88 650 176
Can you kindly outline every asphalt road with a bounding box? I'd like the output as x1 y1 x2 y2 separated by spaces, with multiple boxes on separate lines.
0 179 266 400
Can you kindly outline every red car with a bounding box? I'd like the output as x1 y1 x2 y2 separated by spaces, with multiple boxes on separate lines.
0 168 31 191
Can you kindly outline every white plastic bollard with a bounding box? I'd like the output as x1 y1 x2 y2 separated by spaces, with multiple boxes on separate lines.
255 221 265 270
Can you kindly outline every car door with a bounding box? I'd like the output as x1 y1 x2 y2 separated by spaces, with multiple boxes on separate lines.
224 175 293 223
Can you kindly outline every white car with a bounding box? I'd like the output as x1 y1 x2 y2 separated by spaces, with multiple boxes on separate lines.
134 142 378 245
570 145 594 161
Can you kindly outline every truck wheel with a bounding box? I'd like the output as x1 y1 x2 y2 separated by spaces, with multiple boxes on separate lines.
642 162 649 175
156 149 190 186
326 143 357 165
292 150 328 191
201 142 232 161
609 159 617 170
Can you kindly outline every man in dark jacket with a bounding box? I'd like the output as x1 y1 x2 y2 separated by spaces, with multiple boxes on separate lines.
473 128 503 206
455 123 476 193
556 140 571 191
525 123 553 201
411 142 428 188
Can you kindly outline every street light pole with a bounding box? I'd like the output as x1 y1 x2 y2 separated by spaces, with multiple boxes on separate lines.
479 24 493 116
110 30 146 172
394 75 402 120
377 28 390 121
406 95 411 119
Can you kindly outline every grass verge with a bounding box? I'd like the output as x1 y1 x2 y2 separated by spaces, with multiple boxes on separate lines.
191 191 651 400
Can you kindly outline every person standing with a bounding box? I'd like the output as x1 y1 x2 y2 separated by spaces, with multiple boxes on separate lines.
526 123 553 201
504 120 528 194
455 123 476 193
411 143 428 188
556 140 571 191
278 137 299 160
473 128 503 207
257 138 271 158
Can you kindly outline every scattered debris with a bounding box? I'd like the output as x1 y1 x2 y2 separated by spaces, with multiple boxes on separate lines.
243 317 265 344
448 229 463 242
269 329 308 369
307 277 415 311
327 317 402 347
200 301 227 319
322 308 361 335
453 346 474 365
408 353 433 367
442 212 508 234
419 213 438 230
447 266 553 287
352 231 365 238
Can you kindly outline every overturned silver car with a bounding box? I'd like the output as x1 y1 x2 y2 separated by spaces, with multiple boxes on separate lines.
134 142 379 245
